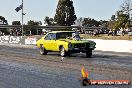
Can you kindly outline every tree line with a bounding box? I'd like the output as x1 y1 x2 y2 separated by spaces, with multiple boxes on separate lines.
0 0 132 35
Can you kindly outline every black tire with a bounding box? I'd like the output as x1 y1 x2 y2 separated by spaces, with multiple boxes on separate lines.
82 78 91 86
60 46 67 57
86 48 92 57
39 45 47 55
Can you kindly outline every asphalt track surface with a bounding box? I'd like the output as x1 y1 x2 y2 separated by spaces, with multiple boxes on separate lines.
0 44 131 88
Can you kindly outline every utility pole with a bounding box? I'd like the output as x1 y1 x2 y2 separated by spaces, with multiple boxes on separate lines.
22 0 24 36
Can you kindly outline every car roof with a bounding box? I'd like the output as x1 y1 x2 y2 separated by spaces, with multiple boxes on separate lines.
48 31 75 33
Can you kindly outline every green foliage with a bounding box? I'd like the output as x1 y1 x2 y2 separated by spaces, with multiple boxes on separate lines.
12 21 21 25
54 0 77 26
108 10 130 30
0 16 9 35
99 20 108 28
24 20 42 35
107 15 116 29
114 11 129 29
11 21 21 36
111 15 116 21
27 20 42 26
107 21 115 29
82 17 100 27
120 0 132 15
44 16 55 26
0 16 8 25
108 0 132 30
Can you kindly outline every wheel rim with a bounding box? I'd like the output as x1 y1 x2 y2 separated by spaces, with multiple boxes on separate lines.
40 46 44 54
60 47 65 56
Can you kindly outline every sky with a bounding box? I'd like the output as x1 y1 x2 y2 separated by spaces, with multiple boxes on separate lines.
0 0 124 25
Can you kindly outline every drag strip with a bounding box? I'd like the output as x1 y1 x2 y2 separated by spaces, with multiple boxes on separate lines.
0 44 131 88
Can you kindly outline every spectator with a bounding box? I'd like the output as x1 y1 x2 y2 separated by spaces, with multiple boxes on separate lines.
120 28 125 36
2 33 5 36
72 32 81 41
108 29 112 36
122 28 125 36
93 29 98 36
113 30 117 36
0 31 2 36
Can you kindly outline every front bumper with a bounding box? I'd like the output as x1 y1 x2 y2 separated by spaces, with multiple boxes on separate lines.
69 48 86 53
89 46 96 50
68 47 95 53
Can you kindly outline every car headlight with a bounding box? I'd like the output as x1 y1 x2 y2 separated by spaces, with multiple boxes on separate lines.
94 42 96 46
92 42 96 46
89 41 96 46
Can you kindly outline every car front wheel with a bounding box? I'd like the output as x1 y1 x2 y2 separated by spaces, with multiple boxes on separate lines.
86 48 92 57
39 45 47 55
60 46 67 57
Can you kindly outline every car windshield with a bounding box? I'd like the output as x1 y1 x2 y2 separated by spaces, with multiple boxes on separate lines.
56 32 74 39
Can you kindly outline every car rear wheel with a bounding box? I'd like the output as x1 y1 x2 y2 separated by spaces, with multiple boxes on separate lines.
39 45 47 55
86 48 92 57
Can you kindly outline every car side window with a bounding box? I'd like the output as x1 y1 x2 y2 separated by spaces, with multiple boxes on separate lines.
44 34 52 40
51 33 56 40
44 33 56 40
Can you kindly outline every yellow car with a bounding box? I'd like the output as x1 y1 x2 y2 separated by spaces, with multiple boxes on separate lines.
36 31 96 57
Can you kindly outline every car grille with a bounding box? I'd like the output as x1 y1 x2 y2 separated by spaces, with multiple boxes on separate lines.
86 43 90 48
74 44 86 48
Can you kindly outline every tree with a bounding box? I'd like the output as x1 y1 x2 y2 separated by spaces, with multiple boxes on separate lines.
107 0 132 30
27 20 41 26
121 0 132 16
107 21 115 29
54 0 77 26
0 16 8 25
82 17 100 27
11 21 21 36
12 21 21 25
44 16 55 26
114 11 129 29
75 17 83 26
25 20 42 35
108 10 130 30
0 16 9 35
99 20 108 28
120 0 132 26
111 15 116 21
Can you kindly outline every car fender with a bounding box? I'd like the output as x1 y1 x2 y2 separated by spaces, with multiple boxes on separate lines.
57 40 69 51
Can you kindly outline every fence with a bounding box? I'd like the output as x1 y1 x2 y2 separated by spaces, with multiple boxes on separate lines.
0 36 41 45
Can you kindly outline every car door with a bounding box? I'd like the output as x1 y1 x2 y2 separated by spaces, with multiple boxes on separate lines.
44 33 58 51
